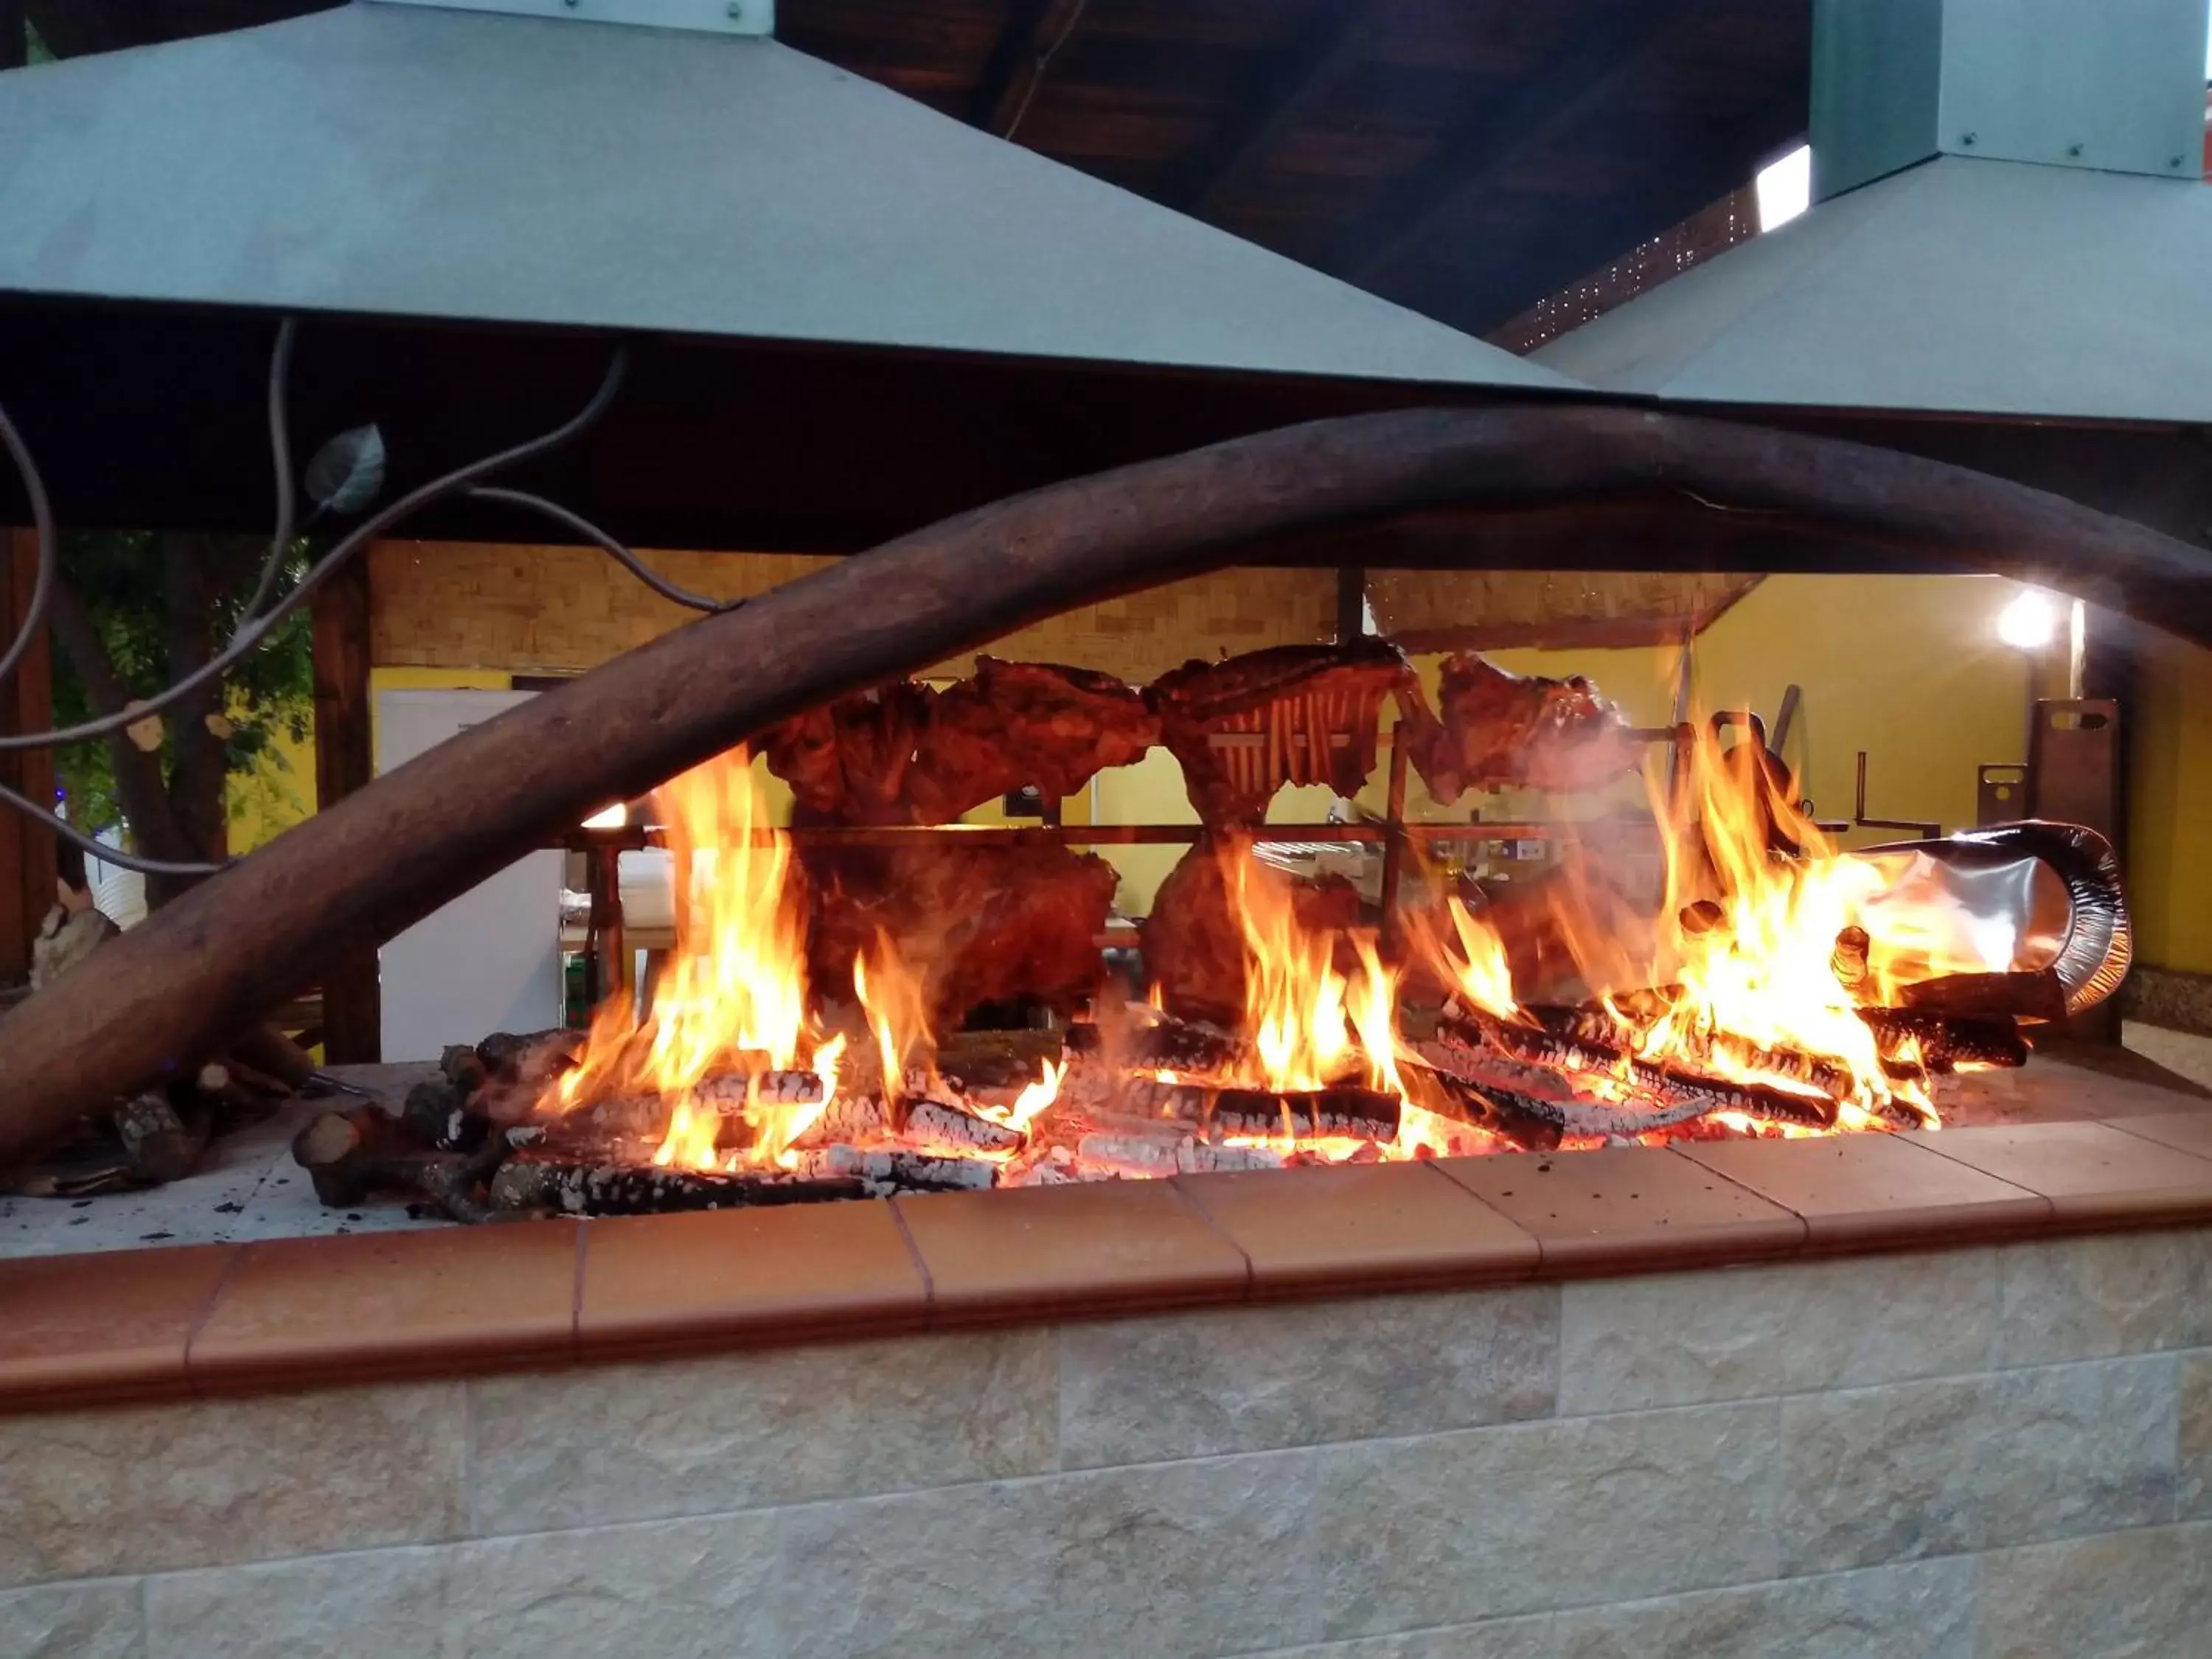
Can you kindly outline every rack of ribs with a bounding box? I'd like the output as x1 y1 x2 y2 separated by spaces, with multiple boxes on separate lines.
1146 641 1417 826
1398 653 1638 803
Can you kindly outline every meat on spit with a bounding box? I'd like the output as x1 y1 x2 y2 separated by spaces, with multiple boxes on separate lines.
1147 641 1417 826
905 658 1159 824
804 838 1118 1027
1398 653 1638 803
1139 834 1362 1025
759 681 936 825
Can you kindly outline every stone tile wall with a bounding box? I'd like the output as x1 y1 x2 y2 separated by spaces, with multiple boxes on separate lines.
3 1231 2208 1658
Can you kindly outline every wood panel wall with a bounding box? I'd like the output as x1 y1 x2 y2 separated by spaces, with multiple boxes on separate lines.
366 543 1338 686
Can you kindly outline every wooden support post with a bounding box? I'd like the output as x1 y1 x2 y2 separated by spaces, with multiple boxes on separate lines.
310 550 380 1060
0 528 56 985
1335 566 1367 644
1378 723 1410 960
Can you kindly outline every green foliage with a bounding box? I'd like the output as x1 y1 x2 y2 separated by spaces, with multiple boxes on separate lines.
51 533 314 839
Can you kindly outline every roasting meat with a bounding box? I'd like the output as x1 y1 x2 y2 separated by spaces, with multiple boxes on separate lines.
1140 836 1363 1025
906 658 1160 824
804 839 1117 1026
1399 653 1637 802
1147 641 1416 826
759 682 936 825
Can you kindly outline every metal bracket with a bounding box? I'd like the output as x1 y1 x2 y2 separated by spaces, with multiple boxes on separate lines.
366 0 773 38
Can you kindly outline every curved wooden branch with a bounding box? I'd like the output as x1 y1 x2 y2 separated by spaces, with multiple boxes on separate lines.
2 403 2207 1165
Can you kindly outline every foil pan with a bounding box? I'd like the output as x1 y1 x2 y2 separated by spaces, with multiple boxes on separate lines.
1854 822 2129 1016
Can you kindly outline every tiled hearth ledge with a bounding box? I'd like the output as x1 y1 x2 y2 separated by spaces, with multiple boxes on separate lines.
7 1116 2212 1416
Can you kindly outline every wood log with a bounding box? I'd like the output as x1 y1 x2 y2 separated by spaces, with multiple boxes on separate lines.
1426 1011 1842 1131
488 1159 867 1216
936 1028 1068 1091
1401 1053 1730 1147
1161 1084 1401 1142
1067 1009 1247 1079
7 405 2209 1165
1074 1132 1288 1175
292 1109 531 1220
1896 969 2067 1025
478 1029 582 1083
1857 1007 2030 1073
787 1145 1001 1194
114 1091 212 1184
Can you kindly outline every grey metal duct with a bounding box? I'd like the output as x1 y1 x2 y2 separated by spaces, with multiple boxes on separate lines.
0 0 1570 395
1536 0 2212 423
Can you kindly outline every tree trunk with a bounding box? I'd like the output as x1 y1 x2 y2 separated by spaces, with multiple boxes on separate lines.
1 404 2210 1165
156 535 230 905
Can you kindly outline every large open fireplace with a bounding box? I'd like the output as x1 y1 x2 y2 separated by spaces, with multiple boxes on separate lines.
4 1 2212 1654
295 645 2132 1225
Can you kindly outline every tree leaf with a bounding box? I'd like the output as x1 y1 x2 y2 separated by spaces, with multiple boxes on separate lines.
303 425 386 515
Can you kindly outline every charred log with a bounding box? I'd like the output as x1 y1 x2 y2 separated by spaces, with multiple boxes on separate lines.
1857 1007 2030 1072
488 1159 867 1216
936 1028 1069 1091
1430 1008 1841 1131
1075 1132 1288 1175
1068 1006 1248 1080
1896 969 2067 1025
1161 1084 1401 1142
787 1146 1000 1195
291 1110 532 1222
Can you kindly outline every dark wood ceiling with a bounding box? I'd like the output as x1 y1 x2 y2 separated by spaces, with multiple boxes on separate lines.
15 0 1811 338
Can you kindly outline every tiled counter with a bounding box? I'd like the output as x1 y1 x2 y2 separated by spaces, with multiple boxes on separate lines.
4 1120 2212 1655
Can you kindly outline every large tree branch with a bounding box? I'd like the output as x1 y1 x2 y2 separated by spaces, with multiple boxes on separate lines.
1 403 2208 1165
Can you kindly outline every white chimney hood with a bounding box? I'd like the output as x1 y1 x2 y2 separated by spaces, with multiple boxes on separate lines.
1536 0 2212 423
0 0 1574 395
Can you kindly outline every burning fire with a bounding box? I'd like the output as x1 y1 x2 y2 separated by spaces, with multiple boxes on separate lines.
540 713 2037 1200
547 748 845 1172
1425 719 2022 1132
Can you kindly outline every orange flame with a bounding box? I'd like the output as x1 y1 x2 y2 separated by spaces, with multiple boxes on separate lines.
547 746 842 1172
1222 840 1356 1093
854 930 933 1112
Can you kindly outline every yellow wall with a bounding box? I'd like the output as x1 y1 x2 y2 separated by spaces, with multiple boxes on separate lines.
224 667 516 852
2127 631 2212 973
1338 574 2038 854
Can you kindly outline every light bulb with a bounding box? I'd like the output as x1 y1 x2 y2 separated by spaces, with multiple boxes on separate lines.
1996 589 2058 650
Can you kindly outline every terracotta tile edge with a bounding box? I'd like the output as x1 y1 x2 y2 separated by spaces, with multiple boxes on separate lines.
1161 1176 1259 1301
8 1127 2212 1416
1904 1122 2212 1217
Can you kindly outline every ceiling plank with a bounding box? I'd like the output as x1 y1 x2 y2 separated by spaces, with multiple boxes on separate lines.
1167 0 1374 216
970 0 1088 138
1333 0 1707 285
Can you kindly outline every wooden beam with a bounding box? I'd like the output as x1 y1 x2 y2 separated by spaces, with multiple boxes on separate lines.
6 404 2212 1161
1335 0 1705 285
969 0 1086 138
1169 0 1373 216
0 529 55 984
1335 565 1366 643
309 546 379 1062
